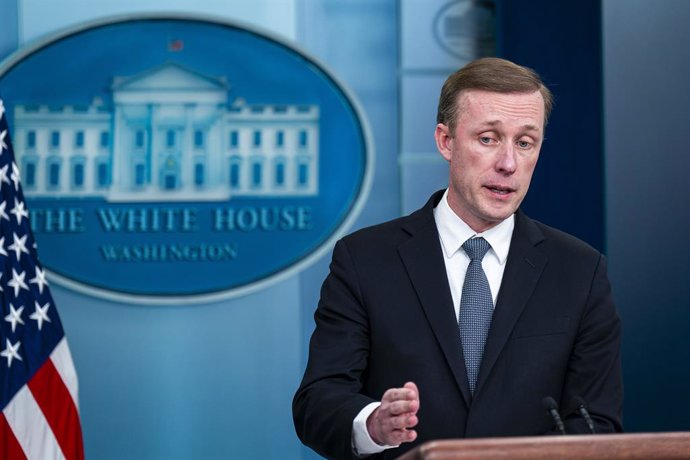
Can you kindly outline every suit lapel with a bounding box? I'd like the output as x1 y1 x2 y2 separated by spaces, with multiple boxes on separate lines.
475 211 547 396
397 192 473 406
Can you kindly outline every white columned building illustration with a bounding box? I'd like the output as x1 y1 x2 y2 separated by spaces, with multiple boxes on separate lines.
12 62 320 202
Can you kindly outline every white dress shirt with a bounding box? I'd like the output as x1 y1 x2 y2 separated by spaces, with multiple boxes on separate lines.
352 189 515 456
433 189 514 314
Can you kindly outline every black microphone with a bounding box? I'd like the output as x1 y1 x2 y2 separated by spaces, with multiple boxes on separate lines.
542 396 566 435
573 395 596 434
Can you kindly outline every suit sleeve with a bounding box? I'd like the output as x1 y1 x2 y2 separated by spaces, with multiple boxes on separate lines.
560 254 623 434
293 239 377 460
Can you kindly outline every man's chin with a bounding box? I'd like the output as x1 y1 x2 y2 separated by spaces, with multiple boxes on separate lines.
480 207 516 226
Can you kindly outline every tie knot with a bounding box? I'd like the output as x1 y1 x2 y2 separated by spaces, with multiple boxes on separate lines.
462 237 491 261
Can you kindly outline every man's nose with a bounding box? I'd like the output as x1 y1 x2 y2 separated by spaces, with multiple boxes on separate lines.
495 144 517 173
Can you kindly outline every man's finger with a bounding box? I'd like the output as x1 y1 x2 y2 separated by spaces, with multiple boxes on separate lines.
403 381 419 396
382 387 417 403
387 427 418 445
386 413 418 430
384 399 419 416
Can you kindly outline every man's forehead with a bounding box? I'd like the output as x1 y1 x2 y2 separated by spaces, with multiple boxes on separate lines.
457 90 545 126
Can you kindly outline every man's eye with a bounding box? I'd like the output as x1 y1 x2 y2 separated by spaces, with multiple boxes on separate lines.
517 140 532 149
479 137 492 144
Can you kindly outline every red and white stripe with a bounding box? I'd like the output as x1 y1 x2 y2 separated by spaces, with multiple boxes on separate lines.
1 338 84 460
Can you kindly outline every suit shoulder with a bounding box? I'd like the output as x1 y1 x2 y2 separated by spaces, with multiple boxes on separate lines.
530 218 602 260
342 214 421 246
340 206 435 251
340 190 443 246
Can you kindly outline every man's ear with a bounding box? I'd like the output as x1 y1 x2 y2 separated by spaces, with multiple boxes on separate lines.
434 123 453 161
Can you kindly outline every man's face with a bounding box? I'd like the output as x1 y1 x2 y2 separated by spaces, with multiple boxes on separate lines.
434 89 545 233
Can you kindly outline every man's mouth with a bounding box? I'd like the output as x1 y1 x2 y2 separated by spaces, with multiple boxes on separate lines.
485 185 515 195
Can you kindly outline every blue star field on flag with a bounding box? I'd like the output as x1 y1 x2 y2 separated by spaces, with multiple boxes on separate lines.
0 99 66 410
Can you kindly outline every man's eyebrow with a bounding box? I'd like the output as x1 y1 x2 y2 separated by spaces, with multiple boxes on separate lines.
522 123 541 132
478 120 542 132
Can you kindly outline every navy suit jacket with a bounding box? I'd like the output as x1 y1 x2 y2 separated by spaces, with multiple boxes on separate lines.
293 191 622 459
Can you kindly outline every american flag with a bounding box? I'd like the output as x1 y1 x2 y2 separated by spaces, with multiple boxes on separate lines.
0 99 84 459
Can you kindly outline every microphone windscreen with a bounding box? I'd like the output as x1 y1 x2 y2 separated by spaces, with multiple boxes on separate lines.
542 396 558 410
572 395 587 408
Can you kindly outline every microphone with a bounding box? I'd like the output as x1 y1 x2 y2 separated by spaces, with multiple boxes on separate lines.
542 396 566 435
573 395 596 434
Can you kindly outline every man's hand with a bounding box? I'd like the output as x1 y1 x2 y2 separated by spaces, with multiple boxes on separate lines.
366 382 420 446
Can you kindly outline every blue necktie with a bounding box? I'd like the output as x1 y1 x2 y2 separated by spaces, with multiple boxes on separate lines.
459 237 493 395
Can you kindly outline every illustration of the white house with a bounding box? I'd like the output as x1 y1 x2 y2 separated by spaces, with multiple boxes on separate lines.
12 62 320 201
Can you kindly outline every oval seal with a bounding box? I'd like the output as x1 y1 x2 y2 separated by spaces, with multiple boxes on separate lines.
0 14 373 304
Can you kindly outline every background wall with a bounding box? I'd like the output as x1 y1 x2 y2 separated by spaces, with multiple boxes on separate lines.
497 0 605 251
604 0 690 431
1 0 689 458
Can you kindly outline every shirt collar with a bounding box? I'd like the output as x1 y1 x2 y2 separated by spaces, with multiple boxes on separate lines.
433 189 514 265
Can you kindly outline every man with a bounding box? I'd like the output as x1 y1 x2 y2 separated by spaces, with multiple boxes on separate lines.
293 57 622 460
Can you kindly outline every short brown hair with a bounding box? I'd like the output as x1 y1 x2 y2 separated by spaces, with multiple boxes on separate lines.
436 57 554 130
